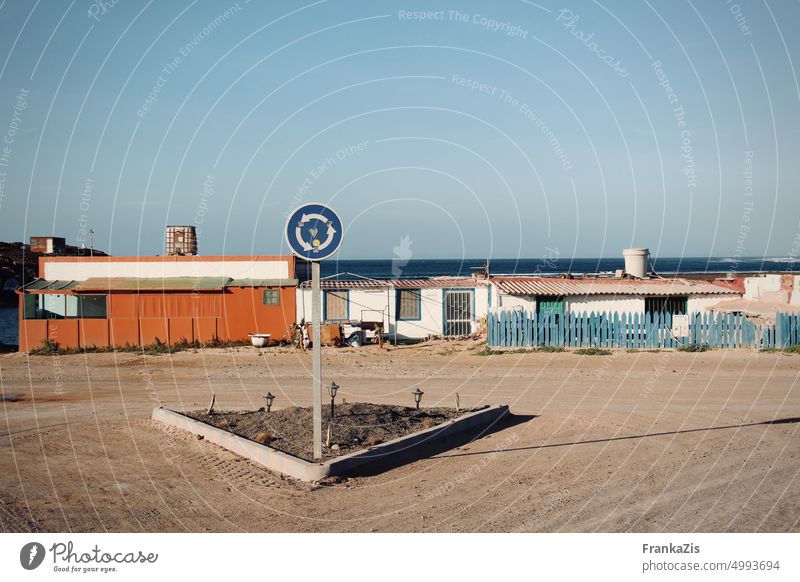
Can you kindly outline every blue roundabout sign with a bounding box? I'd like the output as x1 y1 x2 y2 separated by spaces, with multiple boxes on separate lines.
285 203 344 261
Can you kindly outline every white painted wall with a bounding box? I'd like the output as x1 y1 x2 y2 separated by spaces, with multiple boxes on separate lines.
492 291 735 316
744 274 785 301
495 294 536 310
297 285 488 339
43 259 290 280
392 288 444 338
743 274 800 305
687 296 726 314
566 295 643 315
792 275 800 306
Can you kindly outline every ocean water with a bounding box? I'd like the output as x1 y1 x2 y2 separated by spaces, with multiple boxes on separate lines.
321 257 798 279
0 306 17 346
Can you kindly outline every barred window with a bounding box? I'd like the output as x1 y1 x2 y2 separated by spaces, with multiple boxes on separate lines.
397 289 421 320
645 296 687 316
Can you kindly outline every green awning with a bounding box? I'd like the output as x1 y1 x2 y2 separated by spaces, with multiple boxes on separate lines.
227 278 298 287
74 277 231 291
21 279 81 291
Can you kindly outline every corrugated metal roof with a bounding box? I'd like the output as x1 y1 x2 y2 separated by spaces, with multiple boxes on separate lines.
227 278 298 287
21 279 81 291
74 277 231 291
492 277 740 297
309 277 485 290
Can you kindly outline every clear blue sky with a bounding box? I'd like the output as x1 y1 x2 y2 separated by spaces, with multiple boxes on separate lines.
0 0 797 260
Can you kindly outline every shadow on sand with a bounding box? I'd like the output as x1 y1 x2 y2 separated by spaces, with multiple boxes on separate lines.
342 412 537 478
434 416 800 459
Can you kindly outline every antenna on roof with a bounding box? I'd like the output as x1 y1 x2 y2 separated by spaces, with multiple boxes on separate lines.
470 259 490 279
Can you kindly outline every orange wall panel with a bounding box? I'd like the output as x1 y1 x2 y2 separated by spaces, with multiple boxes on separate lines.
253 287 295 341
169 318 194 344
110 294 138 318
19 320 47 352
221 287 295 342
79 319 109 348
194 318 219 343
140 318 169 346
47 320 80 350
110 319 139 347
221 288 257 340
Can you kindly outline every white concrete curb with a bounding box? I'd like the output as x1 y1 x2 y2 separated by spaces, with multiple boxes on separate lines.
152 404 510 482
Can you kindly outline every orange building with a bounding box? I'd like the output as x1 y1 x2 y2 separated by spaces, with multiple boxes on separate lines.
16 255 299 352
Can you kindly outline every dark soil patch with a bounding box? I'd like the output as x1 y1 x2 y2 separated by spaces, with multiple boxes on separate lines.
186 402 476 461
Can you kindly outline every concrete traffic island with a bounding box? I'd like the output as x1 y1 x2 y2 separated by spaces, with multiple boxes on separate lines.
152 403 510 482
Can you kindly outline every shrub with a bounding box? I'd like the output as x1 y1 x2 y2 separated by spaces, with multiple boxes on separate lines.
574 347 612 356
537 345 565 353
677 343 711 352
476 346 504 356
421 418 438 429
254 432 272 445
365 435 383 447
761 345 800 354
30 339 59 355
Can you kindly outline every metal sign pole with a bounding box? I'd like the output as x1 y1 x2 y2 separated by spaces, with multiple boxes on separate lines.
285 203 343 462
311 260 322 460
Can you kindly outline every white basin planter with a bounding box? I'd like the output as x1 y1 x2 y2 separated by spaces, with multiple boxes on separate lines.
152 404 510 482
248 333 271 347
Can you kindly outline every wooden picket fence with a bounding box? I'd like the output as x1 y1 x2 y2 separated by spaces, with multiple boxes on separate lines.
486 310 800 350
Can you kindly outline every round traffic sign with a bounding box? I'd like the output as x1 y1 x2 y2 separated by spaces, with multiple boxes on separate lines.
285 203 344 261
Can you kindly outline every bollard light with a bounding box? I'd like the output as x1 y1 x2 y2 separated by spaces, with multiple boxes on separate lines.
412 387 424 410
264 392 275 412
328 381 339 420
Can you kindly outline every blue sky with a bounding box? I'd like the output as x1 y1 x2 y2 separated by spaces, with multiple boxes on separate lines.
0 0 797 260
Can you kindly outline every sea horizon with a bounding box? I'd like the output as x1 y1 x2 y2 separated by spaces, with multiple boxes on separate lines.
321 256 799 279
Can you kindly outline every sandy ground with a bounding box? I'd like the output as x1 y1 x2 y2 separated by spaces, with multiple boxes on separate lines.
0 341 798 533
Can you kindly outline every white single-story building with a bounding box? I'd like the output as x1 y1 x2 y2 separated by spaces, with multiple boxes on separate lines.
741 273 800 305
488 276 743 317
296 277 489 341
709 273 800 322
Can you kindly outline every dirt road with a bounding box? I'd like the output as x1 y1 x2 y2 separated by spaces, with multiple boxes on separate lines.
1 342 798 532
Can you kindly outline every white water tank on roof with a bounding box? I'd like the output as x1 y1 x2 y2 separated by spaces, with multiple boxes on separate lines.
623 248 649 278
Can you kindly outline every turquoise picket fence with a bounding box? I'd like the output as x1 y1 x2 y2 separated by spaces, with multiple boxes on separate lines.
486 310 800 350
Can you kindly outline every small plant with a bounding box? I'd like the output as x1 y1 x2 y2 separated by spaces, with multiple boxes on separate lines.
476 346 504 356
31 339 59 355
677 343 711 352
537 345 565 353
421 418 438 429
761 345 800 354
365 435 383 447
574 347 612 356
254 432 272 445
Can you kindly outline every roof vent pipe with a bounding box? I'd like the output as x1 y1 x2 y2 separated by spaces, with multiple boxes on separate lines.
623 248 649 278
